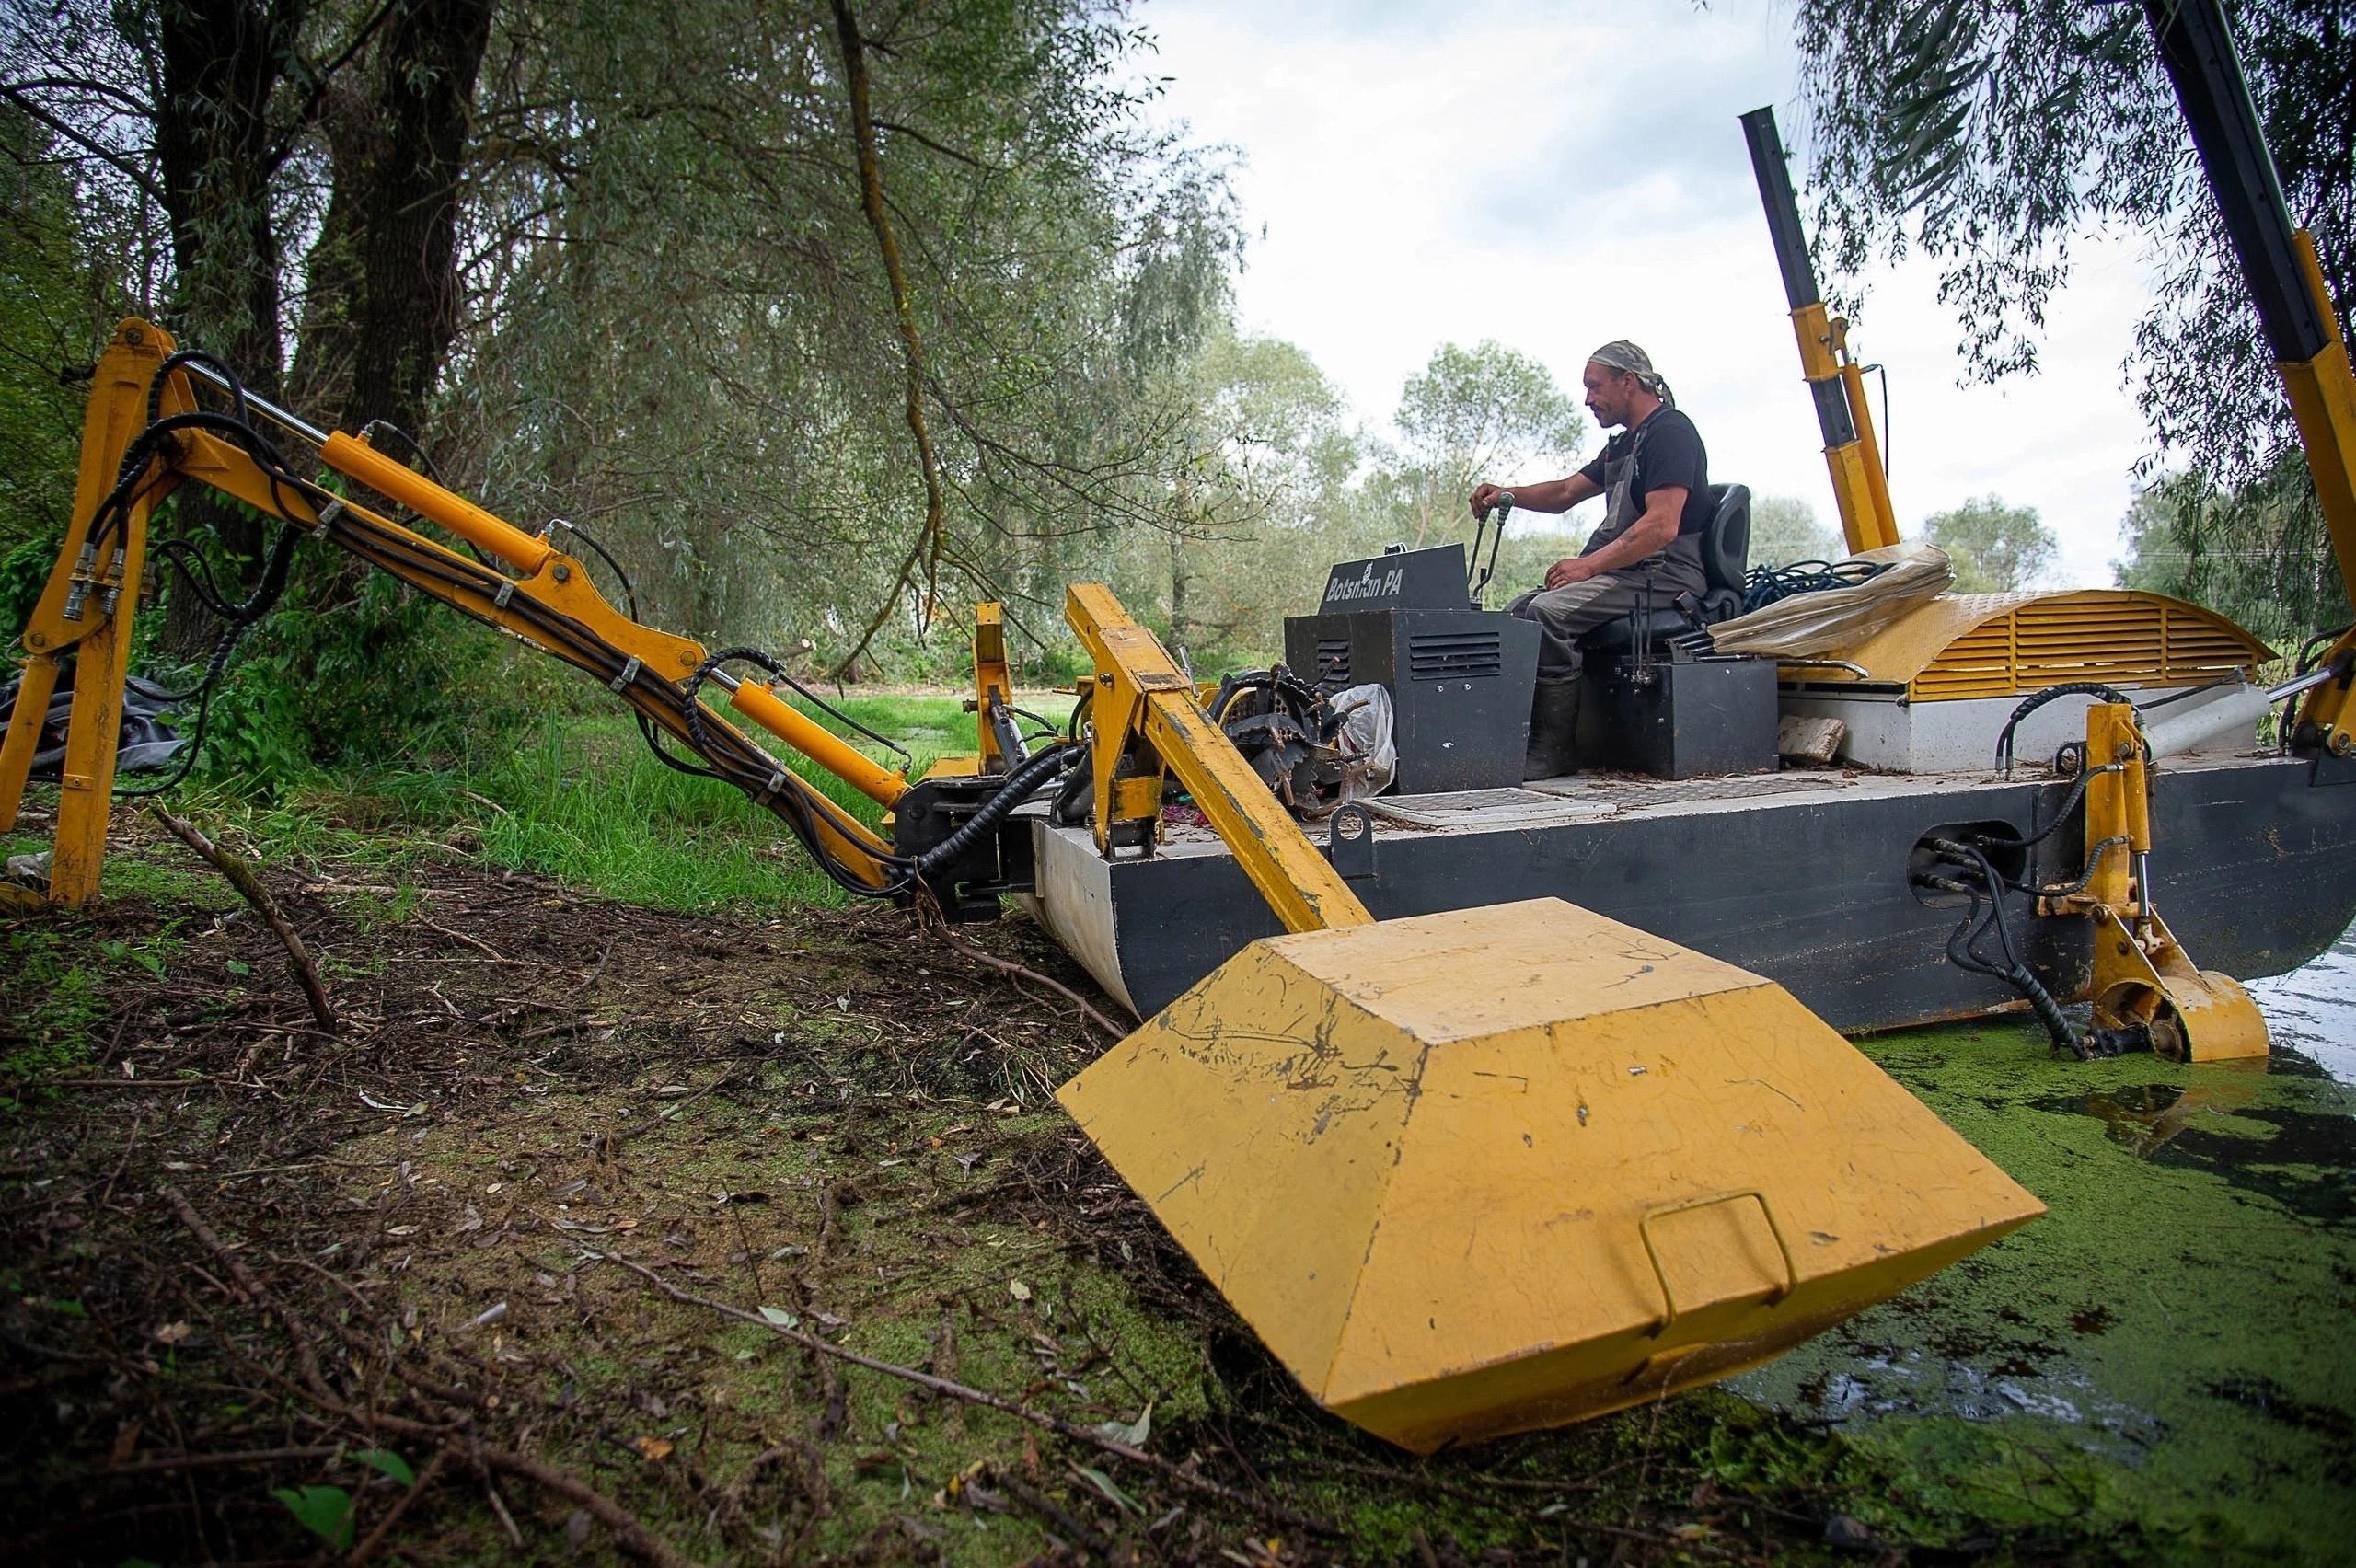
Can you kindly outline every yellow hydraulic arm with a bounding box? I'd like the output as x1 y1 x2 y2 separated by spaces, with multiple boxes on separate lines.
2143 0 2356 757
2056 701 2269 1061
1741 106 1900 557
0 320 917 908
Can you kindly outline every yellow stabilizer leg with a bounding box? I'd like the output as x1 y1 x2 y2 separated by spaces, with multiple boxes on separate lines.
2088 905 2269 1063
1057 899 2045 1452
2072 702 2269 1062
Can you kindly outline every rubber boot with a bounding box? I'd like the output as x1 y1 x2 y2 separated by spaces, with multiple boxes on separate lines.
1523 678 1582 781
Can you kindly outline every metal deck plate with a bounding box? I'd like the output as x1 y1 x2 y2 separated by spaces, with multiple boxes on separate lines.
1362 788 1608 828
1525 773 1851 810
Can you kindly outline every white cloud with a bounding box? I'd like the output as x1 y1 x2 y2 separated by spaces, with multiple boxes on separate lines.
1141 0 2164 586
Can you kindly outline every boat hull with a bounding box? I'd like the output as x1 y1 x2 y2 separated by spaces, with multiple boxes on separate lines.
1027 751 2356 1033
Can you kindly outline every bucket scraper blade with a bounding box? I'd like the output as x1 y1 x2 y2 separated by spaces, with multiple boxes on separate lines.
1057 897 2043 1453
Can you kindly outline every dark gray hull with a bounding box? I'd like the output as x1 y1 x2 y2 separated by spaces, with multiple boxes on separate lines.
1027 751 2356 1032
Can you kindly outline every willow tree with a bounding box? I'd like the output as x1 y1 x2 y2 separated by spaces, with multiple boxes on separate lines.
1791 0 2353 634
448 0 1241 673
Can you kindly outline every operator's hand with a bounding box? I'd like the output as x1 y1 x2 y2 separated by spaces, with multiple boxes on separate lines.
1470 482 1510 519
1544 556 1596 591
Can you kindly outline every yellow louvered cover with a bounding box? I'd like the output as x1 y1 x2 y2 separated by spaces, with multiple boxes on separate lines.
1813 591 2270 701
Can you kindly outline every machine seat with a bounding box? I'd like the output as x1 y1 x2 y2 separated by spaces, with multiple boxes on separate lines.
1577 482 1750 654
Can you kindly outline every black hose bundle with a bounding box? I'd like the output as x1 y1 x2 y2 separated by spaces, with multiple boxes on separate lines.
1739 557 1891 614
82 352 1077 905
1918 837 2083 1056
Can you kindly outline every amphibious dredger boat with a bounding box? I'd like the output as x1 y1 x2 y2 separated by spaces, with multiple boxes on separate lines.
0 0 2346 1451
1028 37 2356 1049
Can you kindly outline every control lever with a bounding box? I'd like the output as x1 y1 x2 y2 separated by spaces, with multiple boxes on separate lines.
1468 491 1512 607
1633 565 1660 689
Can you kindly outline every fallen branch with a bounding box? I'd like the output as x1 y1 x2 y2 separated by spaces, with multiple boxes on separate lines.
146 805 337 1033
415 914 521 963
91 1444 340 1479
602 1251 1338 1538
930 925 1129 1042
346 1447 451 1565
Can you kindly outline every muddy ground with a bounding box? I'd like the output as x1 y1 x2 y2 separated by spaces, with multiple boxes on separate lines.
0 815 2266 1564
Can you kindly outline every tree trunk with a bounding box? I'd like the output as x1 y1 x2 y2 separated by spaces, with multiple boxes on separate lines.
285 0 493 643
296 0 496 448
146 0 305 656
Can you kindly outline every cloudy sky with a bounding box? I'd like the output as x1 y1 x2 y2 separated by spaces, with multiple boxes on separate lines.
1138 0 2165 586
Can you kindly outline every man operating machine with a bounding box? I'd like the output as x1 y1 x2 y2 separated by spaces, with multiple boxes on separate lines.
1469 340 1713 778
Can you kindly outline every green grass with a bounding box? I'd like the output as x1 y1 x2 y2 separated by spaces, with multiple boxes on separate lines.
9 688 1074 921
111 691 1063 915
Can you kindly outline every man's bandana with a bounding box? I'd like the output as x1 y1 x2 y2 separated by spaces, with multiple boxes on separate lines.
1589 340 1674 408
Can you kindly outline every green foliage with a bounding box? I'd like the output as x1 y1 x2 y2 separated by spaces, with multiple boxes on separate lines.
1388 340 1587 548
1790 0 2351 601
1745 494 1843 566
271 1484 354 1550
351 1447 416 1487
2117 465 2350 642
0 536 54 633
1923 493 2059 593
0 104 105 564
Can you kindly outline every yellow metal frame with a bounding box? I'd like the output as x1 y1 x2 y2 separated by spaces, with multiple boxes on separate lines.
1063 582 1369 933
2052 702 2268 1061
0 325 171 904
2280 232 2356 754
1 319 902 906
1789 302 1900 556
972 601 1012 773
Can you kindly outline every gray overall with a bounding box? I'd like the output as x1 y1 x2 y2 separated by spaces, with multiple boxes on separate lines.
1507 429 1705 684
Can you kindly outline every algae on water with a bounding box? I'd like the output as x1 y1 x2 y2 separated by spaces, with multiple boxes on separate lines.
1735 1020 2356 1562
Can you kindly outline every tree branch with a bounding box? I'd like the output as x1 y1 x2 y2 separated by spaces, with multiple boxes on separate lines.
146 805 337 1033
0 85 164 204
830 0 949 674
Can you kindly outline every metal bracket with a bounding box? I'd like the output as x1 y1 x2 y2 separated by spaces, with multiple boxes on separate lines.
1325 802 1378 881
609 655 641 693
2311 749 2356 788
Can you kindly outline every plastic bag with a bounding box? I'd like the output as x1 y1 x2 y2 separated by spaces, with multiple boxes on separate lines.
1329 682 1396 797
1706 540 1954 659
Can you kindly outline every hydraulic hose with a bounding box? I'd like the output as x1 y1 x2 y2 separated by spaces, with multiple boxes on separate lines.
910 742 1079 878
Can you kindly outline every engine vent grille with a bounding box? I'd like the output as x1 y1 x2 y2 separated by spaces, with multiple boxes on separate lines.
1311 638 1351 690
1407 628 1502 682
1911 595 2267 701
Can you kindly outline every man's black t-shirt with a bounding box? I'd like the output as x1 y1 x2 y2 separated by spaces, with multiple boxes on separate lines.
1572 407 1713 594
1576 408 1711 534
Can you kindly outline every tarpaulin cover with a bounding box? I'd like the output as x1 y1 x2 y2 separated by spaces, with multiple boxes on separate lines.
0 667 188 777
1706 541 1954 659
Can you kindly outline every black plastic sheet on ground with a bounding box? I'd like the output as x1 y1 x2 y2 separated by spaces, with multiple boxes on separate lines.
0 666 188 777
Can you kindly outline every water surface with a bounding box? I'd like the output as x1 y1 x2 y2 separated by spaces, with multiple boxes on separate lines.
1734 922 2356 1562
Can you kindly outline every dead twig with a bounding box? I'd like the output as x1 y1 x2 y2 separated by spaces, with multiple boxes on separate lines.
415 914 523 963
146 805 337 1032
346 1447 451 1565
86 1444 340 1479
602 1252 1340 1539
96 1111 142 1207
930 925 1128 1041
